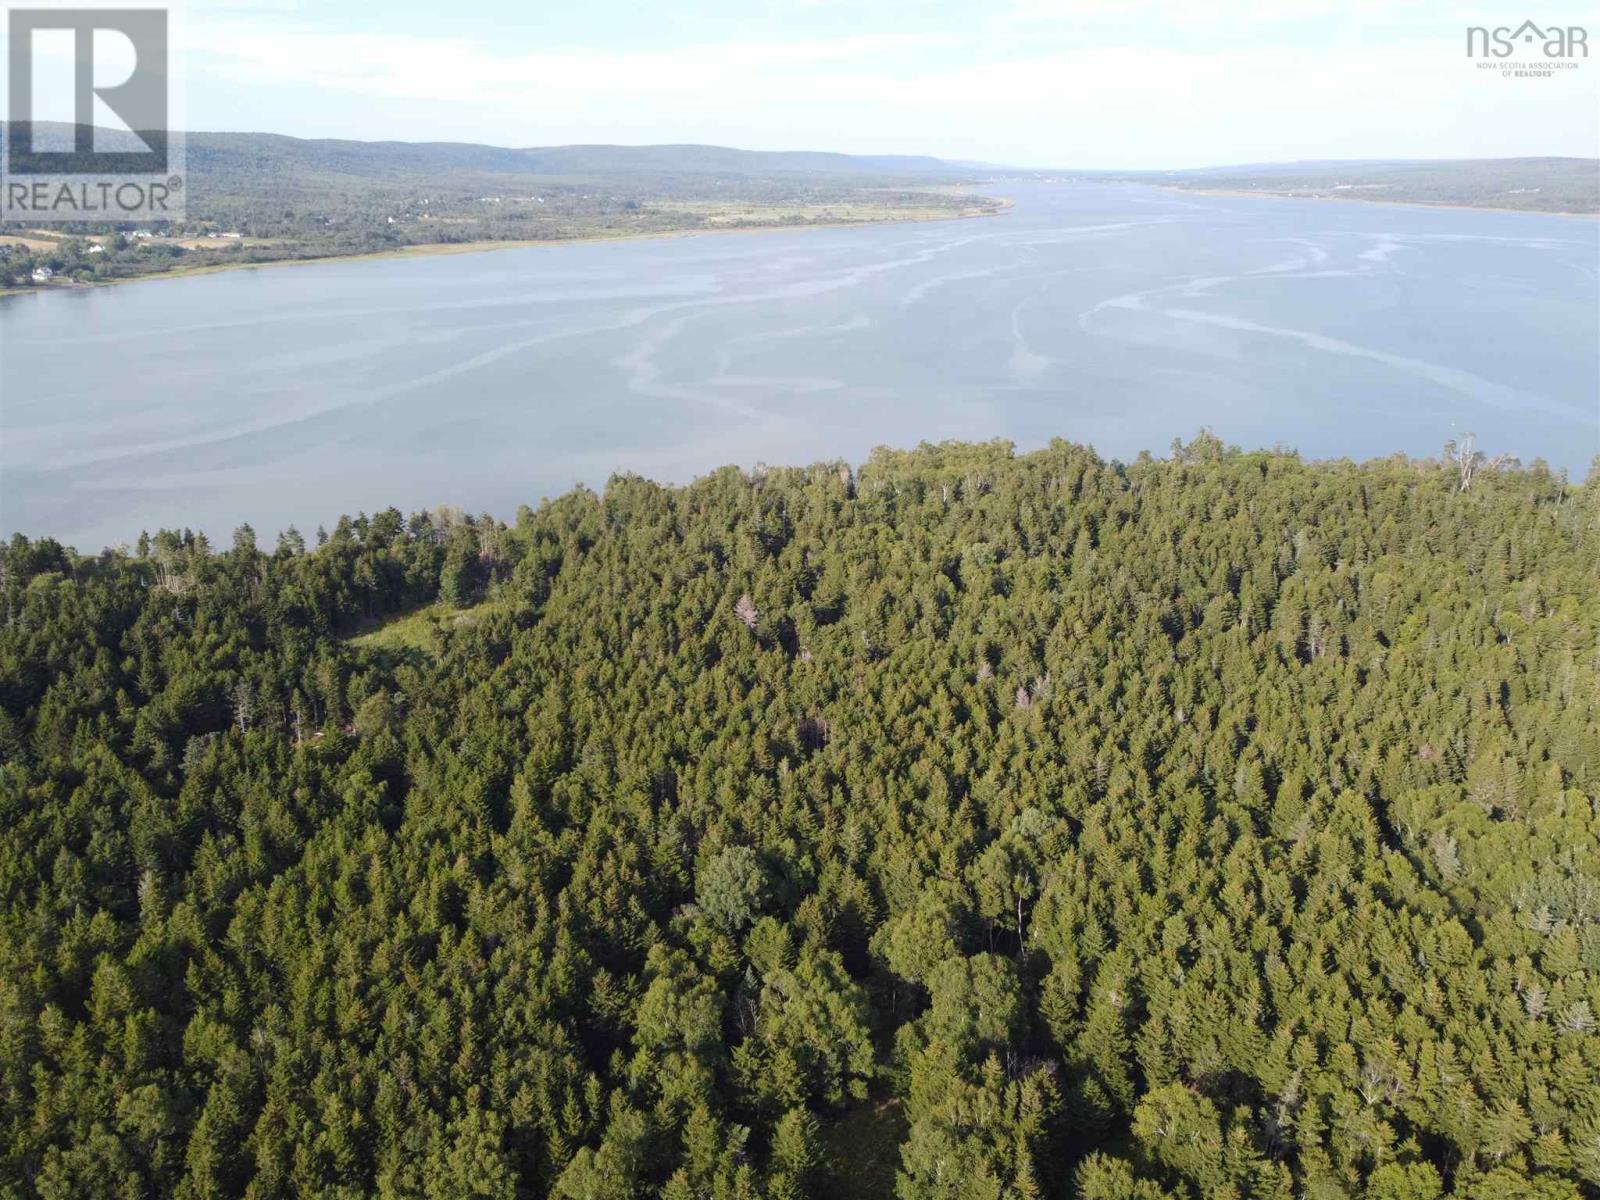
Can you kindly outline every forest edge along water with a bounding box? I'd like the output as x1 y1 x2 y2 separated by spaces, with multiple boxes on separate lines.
2 180 1596 551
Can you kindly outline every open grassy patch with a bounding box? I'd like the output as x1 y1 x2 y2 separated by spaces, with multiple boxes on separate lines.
346 600 503 660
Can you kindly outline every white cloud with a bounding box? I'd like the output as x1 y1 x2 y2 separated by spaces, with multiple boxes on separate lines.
182 19 1593 134
184 22 938 105
8 0 1591 165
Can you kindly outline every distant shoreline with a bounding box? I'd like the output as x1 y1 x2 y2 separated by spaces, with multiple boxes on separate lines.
1150 182 1598 219
0 197 1011 298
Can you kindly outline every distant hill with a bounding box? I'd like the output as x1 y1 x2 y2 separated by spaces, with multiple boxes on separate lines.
1097 157 1600 214
0 124 972 184
184 132 968 182
0 123 1001 288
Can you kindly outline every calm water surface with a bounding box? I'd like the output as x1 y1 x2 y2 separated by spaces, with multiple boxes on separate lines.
3 181 1597 549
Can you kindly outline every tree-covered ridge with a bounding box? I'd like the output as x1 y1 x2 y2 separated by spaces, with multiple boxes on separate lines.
1 435 1597 1200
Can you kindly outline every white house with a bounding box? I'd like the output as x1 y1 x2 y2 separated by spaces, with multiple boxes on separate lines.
31 266 54 282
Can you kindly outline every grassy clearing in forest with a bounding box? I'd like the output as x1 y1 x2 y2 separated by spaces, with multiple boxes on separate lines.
346 600 502 658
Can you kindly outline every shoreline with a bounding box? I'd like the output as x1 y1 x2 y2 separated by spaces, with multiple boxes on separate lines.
1148 182 1598 219
0 198 1011 298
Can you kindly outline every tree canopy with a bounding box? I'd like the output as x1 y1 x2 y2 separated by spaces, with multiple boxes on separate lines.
1 436 1596 1199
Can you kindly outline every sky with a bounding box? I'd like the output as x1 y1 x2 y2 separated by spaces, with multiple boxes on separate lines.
5 0 1598 167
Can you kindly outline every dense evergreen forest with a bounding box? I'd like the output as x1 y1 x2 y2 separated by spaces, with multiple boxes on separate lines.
2 435 1597 1199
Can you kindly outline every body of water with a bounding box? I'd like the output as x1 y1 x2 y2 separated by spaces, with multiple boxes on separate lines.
3 181 1597 549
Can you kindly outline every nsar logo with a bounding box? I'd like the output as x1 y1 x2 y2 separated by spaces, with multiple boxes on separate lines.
1466 20 1588 58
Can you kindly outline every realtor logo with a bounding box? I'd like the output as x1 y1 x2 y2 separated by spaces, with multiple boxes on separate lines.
3 8 184 221
1466 20 1589 58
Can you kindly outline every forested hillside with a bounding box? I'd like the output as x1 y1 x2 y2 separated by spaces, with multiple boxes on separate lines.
1 436 1597 1199
1 124 993 291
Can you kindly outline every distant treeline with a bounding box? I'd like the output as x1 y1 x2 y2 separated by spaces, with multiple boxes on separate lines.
1114 158 1600 214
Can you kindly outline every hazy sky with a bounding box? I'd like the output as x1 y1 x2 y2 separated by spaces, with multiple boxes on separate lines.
8 0 1599 166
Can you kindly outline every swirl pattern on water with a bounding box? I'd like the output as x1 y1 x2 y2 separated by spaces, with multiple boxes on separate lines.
3 181 1596 549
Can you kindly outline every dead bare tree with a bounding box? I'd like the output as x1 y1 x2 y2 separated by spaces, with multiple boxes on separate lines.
151 548 196 596
232 680 256 734
1444 433 1514 493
